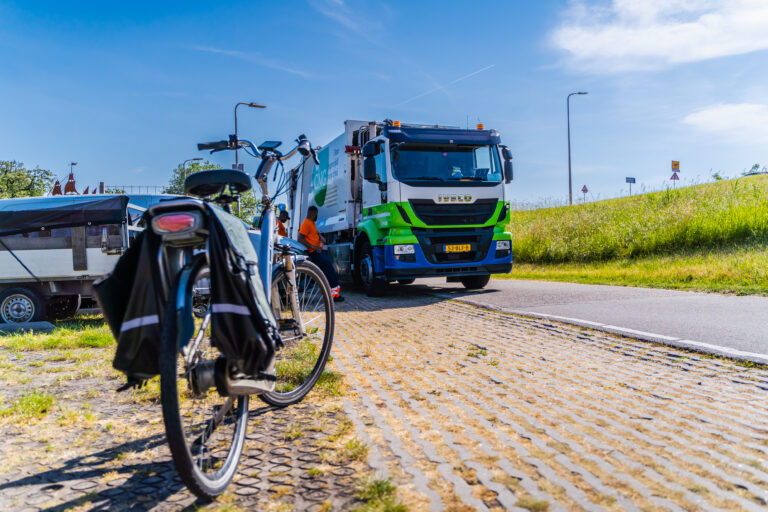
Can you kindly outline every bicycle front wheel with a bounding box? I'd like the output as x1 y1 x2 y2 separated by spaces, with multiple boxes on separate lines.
160 256 249 500
261 259 335 407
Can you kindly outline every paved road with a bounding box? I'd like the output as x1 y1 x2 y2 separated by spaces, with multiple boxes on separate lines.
414 278 768 360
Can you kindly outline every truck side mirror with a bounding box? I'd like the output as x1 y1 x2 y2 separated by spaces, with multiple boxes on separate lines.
501 146 514 183
504 159 514 183
364 157 378 182
362 141 379 182
362 141 378 157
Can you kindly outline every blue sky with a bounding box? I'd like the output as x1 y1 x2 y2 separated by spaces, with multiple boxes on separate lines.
2 0 768 204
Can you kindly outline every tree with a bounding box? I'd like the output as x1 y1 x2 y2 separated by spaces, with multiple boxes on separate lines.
0 160 55 198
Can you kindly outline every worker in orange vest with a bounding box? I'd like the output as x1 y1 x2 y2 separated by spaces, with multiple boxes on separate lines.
298 206 343 302
276 210 289 238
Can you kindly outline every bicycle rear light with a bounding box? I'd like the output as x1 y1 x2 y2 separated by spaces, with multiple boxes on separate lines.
152 212 202 234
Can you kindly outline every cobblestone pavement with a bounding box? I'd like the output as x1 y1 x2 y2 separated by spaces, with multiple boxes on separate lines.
335 290 768 511
0 337 368 511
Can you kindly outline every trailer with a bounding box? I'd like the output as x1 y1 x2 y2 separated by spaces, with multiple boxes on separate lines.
287 120 514 296
0 194 172 323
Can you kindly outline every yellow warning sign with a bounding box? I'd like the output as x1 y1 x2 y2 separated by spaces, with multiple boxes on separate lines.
671 160 680 171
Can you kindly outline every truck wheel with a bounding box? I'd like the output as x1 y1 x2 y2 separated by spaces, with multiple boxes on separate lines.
356 240 387 297
47 295 81 321
460 275 491 290
0 287 44 323
397 279 415 285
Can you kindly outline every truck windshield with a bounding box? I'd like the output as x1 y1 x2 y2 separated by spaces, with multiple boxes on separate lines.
390 143 502 184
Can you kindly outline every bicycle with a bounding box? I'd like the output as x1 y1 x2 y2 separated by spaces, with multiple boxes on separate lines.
136 134 333 499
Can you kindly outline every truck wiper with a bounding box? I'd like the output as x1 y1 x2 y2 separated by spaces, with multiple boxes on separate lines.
406 176 444 181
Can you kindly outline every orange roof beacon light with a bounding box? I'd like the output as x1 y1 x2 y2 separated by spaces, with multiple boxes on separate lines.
476 123 484 130
392 120 401 127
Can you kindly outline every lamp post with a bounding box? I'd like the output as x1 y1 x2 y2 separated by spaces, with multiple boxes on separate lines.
567 91 588 206
182 157 203 180
234 102 266 166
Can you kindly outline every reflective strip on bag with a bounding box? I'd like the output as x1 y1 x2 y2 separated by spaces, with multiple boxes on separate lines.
120 314 160 332
211 303 251 316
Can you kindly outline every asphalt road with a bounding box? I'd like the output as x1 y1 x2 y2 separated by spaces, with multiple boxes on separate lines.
413 278 768 361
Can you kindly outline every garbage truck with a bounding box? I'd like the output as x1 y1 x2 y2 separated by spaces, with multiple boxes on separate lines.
287 119 514 296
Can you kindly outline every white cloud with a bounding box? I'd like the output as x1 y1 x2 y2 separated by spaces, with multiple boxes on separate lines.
683 103 768 143
552 0 768 72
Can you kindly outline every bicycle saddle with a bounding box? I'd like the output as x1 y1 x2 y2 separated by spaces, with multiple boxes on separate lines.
184 170 252 197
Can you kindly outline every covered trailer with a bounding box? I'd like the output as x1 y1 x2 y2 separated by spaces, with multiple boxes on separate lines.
0 194 169 323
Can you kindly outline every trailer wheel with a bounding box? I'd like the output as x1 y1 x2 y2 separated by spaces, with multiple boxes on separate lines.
355 240 387 297
47 295 82 321
0 287 44 323
459 275 491 290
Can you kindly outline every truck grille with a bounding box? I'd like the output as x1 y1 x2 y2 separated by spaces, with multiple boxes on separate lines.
408 199 497 226
412 227 494 264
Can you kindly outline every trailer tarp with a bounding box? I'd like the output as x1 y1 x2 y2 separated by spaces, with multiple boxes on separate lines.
0 195 129 237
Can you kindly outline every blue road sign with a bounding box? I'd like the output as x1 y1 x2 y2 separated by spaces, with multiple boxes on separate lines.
626 177 636 184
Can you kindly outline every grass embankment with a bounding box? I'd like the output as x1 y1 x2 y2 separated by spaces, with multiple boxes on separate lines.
502 175 768 295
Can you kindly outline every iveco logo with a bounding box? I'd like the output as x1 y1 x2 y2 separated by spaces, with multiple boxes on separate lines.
437 194 472 203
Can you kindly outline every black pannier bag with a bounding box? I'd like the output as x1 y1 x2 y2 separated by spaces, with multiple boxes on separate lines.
94 202 281 385
206 206 281 376
94 230 164 381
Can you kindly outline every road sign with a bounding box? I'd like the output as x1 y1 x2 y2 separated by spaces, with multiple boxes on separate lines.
670 172 679 181
672 160 679 171
625 177 635 184
581 185 588 193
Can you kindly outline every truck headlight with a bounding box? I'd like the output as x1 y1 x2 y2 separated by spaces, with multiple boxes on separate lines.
394 244 416 262
495 240 511 258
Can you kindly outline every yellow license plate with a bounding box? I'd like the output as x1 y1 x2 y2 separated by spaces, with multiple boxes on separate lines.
445 244 471 253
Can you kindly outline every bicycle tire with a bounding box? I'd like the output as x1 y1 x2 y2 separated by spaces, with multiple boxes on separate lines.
260 259 335 407
160 255 249 500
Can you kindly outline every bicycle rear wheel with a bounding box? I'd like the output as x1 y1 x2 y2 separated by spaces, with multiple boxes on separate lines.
160 256 248 500
260 259 334 407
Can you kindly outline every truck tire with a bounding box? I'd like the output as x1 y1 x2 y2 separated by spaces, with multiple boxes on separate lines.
397 279 415 285
355 240 387 297
0 287 45 323
459 275 491 290
46 295 81 321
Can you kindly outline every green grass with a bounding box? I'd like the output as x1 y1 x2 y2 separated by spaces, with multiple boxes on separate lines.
0 315 113 351
504 176 768 294
0 390 55 421
354 477 406 512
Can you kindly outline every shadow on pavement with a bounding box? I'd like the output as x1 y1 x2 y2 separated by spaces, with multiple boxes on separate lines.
0 405 278 511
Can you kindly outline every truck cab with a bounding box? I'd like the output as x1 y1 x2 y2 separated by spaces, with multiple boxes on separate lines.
289 120 513 296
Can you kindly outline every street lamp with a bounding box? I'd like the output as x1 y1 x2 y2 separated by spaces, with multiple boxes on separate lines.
567 91 588 206
182 157 203 180
234 102 266 166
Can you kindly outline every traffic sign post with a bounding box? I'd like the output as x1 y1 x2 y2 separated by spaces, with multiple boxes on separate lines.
581 185 588 202
670 171 679 188
625 177 635 195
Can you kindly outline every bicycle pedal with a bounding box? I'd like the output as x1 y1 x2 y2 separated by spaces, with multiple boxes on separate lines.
214 358 276 396
226 374 276 395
